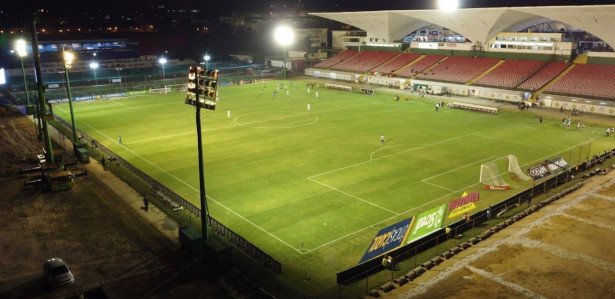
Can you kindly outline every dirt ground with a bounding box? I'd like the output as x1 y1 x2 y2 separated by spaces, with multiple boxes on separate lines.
0 107 228 298
384 162 615 298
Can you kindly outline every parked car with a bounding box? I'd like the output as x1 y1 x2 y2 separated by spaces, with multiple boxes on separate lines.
43 258 75 287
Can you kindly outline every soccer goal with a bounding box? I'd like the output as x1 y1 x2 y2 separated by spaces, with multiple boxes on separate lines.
165 83 188 92
479 161 510 187
507 154 531 180
149 87 172 94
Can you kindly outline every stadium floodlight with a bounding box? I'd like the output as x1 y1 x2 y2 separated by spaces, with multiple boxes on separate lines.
274 25 294 79
203 53 211 69
89 62 99 85
62 48 78 144
183 65 221 243
158 57 167 79
438 0 459 12
14 39 30 105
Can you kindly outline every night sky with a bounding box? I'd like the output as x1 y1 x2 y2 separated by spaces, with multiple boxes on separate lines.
2 0 614 15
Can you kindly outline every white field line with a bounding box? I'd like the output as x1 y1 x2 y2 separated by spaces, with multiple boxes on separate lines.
307 178 399 215
77 119 304 254
472 133 556 151
405 177 615 297
465 266 547 299
421 156 496 182
303 139 593 252
421 180 456 192
308 134 475 179
560 213 615 231
369 145 402 161
125 102 375 145
109 99 132 108
589 193 615 203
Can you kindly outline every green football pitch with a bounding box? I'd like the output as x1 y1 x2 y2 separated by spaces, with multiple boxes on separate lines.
54 80 613 289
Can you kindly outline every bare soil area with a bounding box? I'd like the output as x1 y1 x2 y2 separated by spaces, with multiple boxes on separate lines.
0 107 227 298
384 166 615 299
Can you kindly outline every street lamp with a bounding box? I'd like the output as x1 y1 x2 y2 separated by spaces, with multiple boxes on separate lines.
203 53 211 70
89 62 99 85
62 49 78 144
158 57 167 79
14 39 30 105
274 25 294 79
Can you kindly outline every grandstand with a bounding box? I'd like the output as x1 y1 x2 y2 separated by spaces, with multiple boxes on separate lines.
371 53 422 74
394 54 444 77
545 64 615 99
474 60 547 89
516 62 570 91
415 56 500 84
330 51 399 73
313 50 358 69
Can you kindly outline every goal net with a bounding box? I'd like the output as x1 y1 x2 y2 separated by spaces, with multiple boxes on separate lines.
479 161 509 187
165 83 188 92
149 87 171 94
507 155 531 180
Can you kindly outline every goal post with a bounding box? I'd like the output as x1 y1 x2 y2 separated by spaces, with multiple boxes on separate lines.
507 155 531 180
479 161 509 187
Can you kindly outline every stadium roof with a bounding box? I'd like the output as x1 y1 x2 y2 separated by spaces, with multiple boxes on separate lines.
311 5 615 48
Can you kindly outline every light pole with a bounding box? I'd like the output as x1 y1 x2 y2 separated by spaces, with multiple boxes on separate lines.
158 57 167 80
274 25 294 79
203 53 211 70
89 62 99 85
62 49 78 144
14 39 30 105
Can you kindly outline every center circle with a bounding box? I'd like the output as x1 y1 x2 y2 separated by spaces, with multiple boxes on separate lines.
233 111 318 129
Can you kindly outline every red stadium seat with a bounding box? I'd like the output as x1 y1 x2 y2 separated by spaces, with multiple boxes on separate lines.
415 56 500 84
330 51 399 73
371 53 422 74
313 50 359 69
474 60 547 89
545 64 615 99
517 62 569 91
394 55 445 78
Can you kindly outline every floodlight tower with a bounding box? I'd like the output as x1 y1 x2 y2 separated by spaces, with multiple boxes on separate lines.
438 0 459 12
30 18 53 164
274 25 294 79
158 57 167 79
62 49 78 144
203 53 211 70
14 39 30 105
89 62 99 85
185 66 219 242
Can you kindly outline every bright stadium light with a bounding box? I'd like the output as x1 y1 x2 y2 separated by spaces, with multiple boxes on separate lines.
438 0 459 12
274 25 294 79
204 53 211 69
14 39 28 57
89 62 99 85
14 39 30 105
274 25 294 47
158 57 167 79
63 50 75 68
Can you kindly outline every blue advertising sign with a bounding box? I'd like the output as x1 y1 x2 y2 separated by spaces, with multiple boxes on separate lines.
358 217 413 264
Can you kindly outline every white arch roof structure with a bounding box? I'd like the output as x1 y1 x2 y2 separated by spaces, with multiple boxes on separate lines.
311 5 615 48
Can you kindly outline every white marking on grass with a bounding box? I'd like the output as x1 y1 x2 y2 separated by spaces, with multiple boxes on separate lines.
421 156 496 182
465 266 547 299
307 178 399 215
234 111 319 129
421 180 456 192
560 213 615 231
78 120 304 254
309 134 475 179
110 99 132 108
369 145 401 161
472 134 555 151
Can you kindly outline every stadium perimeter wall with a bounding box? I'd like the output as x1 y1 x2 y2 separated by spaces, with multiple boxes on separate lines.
409 48 569 62
305 68 615 116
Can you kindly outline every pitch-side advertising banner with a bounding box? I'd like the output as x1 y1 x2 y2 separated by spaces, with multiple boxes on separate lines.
448 192 480 219
407 204 446 244
528 164 551 180
358 217 413 264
